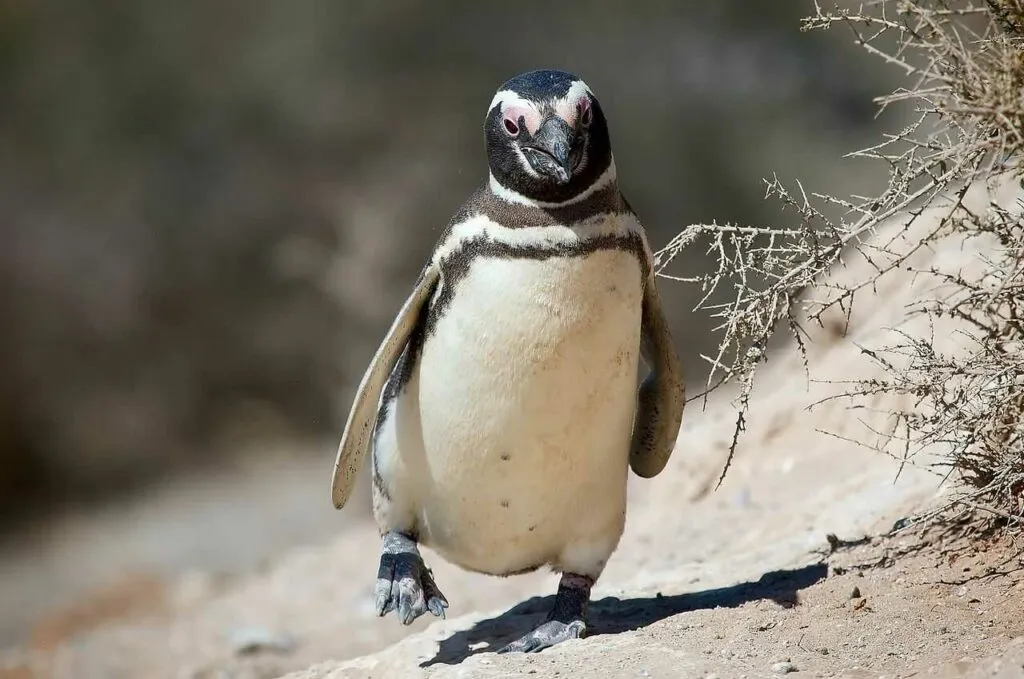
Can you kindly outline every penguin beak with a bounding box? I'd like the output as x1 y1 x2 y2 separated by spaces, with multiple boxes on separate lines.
523 116 576 185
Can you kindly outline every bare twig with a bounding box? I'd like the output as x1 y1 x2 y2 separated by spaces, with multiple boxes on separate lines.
657 0 1024 530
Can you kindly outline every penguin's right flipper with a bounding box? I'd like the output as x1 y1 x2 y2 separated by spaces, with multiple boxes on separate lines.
331 263 440 509
628 268 685 478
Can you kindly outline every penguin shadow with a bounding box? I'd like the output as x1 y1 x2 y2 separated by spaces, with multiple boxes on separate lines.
421 561 828 667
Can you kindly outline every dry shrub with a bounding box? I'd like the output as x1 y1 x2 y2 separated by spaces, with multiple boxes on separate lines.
656 0 1024 526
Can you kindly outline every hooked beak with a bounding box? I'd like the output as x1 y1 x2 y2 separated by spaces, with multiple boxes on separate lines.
522 116 577 185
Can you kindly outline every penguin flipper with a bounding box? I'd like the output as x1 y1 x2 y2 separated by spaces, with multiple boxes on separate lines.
331 263 440 509
629 270 685 478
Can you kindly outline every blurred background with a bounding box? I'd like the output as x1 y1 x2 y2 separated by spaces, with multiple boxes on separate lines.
0 0 904 648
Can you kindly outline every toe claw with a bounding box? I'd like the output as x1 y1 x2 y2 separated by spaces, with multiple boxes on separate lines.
373 578 393 616
396 575 427 625
427 597 448 618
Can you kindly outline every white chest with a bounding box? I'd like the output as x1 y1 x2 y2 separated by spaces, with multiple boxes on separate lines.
407 246 644 572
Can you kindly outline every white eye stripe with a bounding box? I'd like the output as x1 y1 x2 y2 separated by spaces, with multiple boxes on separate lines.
552 79 595 127
488 90 533 116
503 105 541 135
488 89 526 112
488 79 593 115
488 90 544 135
563 79 593 103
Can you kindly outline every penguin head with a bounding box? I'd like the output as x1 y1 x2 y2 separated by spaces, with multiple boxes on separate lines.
485 69 614 204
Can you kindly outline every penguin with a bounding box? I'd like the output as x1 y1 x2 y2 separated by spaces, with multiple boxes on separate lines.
331 69 684 654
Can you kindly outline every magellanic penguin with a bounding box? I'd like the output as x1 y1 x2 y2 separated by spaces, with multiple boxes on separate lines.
331 69 685 654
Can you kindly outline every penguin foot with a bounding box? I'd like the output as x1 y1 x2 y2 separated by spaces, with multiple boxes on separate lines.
497 572 594 654
497 619 586 653
374 531 449 625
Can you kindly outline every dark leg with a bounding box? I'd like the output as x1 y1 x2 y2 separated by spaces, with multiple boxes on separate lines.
374 531 449 625
498 573 594 654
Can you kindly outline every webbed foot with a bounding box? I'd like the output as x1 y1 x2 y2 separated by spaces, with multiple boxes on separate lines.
498 619 586 653
497 572 593 654
374 531 449 625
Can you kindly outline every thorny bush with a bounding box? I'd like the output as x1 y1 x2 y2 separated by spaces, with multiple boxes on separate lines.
656 0 1024 529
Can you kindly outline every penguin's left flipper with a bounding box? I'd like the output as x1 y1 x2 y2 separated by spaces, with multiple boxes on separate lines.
331 263 440 509
629 270 685 478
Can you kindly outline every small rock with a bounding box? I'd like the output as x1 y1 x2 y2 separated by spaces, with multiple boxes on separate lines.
227 627 296 656
191 668 232 679
892 516 912 531
818 647 829 655
850 586 861 599
771 661 796 674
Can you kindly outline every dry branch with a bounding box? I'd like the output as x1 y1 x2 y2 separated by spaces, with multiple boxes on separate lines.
658 0 1024 519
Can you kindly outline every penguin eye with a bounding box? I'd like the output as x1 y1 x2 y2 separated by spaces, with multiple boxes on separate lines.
503 117 520 136
579 101 593 128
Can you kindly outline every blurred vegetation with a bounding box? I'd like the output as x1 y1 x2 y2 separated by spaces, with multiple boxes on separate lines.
0 1 902 527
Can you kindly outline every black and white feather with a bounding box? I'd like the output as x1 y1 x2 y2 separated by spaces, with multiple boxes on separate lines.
331 68 684 616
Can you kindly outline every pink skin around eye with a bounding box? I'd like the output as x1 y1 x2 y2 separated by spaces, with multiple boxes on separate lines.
502 104 541 135
554 96 591 127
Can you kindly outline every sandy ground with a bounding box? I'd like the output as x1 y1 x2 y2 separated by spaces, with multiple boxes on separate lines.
2 177 1023 679
0 446 370 648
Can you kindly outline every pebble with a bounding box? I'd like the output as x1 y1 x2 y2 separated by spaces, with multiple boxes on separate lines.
191 669 233 679
850 586 861 599
771 661 796 674
227 627 296 656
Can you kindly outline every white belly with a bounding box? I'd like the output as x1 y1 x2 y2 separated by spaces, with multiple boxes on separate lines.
392 248 643 576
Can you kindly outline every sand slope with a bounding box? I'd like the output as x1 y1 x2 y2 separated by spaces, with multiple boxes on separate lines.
9 176 1024 679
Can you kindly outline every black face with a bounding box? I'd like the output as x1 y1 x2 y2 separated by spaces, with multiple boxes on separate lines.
485 69 613 204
